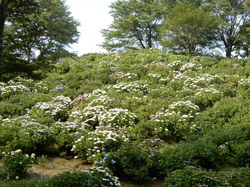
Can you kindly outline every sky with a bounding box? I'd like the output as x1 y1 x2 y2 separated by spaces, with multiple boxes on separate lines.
65 0 116 56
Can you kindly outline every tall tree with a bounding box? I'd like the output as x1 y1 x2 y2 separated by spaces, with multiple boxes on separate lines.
0 0 38 61
0 0 5 59
159 2 218 53
233 0 250 57
3 0 79 64
101 0 164 52
209 0 249 58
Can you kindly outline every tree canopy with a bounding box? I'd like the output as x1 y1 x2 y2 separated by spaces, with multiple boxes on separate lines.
101 0 249 58
0 0 79 76
159 1 218 53
209 0 250 58
101 0 165 52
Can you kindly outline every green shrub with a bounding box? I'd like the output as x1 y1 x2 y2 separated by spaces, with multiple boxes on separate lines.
0 118 55 154
0 93 52 118
225 167 250 187
101 144 153 182
0 179 45 187
47 167 120 187
0 123 20 152
0 102 23 118
52 121 92 154
161 140 223 172
164 167 225 187
193 97 249 131
72 126 127 162
229 140 250 167
14 123 55 154
0 149 35 180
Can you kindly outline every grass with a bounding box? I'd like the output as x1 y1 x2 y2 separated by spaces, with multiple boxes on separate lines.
1 156 164 186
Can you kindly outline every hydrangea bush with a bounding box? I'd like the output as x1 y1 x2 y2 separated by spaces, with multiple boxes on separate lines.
0 49 249 183
72 126 128 162
1 149 35 180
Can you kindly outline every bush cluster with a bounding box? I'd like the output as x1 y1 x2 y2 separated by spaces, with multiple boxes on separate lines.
0 49 249 183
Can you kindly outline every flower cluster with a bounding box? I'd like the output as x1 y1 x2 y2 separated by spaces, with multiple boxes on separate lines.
88 95 113 107
53 121 91 135
138 138 165 157
152 101 200 126
75 105 107 125
109 82 149 94
28 95 71 120
180 61 202 72
83 167 121 187
148 73 161 78
168 100 200 115
98 108 138 128
20 122 53 142
183 74 224 89
1 149 35 179
167 60 184 70
72 126 128 162
110 72 138 80
0 83 30 98
238 78 250 88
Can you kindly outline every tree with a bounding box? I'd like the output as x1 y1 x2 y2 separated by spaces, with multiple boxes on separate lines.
0 0 5 59
233 0 250 57
209 0 249 58
3 0 79 64
101 0 164 52
0 0 38 61
159 2 218 53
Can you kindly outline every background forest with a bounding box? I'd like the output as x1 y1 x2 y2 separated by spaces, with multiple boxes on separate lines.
0 0 249 79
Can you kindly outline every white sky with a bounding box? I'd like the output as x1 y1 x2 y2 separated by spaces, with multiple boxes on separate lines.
65 0 116 56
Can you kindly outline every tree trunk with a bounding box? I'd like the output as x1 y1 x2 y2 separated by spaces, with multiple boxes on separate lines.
226 46 232 58
0 0 6 60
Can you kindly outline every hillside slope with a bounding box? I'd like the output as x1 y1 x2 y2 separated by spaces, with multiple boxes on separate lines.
0 49 249 185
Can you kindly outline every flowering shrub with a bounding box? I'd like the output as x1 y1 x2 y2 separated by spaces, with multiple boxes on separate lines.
167 60 184 71
168 100 200 115
0 117 54 153
150 100 200 141
1 149 35 180
71 105 107 126
183 73 224 89
192 87 223 108
17 122 54 153
164 167 224 187
28 95 71 122
0 82 30 99
101 144 154 182
69 106 138 129
138 138 165 158
152 100 199 122
180 61 202 72
47 167 120 187
110 72 138 82
72 126 128 162
52 121 91 154
99 108 138 128
0 78 48 100
0 49 249 184
108 82 149 94
121 96 148 110
238 78 250 90
87 95 114 107
225 167 250 187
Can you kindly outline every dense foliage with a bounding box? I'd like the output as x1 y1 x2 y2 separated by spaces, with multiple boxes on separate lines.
102 0 249 58
0 0 79 77
0 49 249 185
